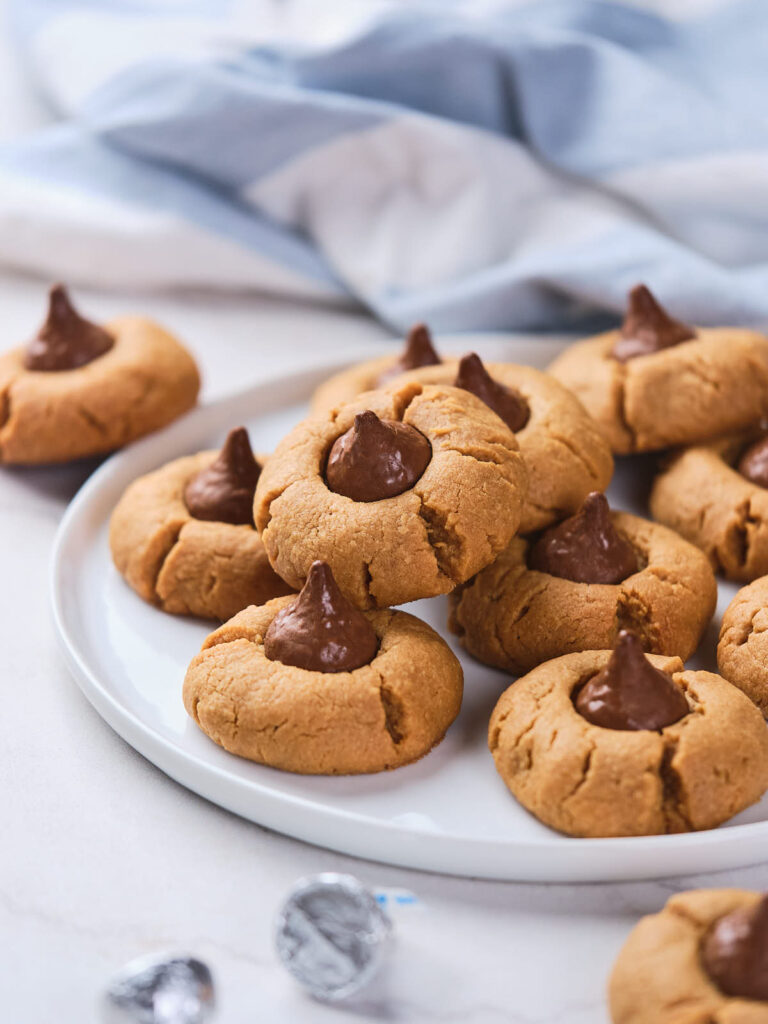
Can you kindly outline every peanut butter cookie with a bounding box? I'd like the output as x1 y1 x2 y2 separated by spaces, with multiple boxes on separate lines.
718 576 768 716
610 889 768 1023
651 432 768 582
548 285 768 454
450 493 716 674
0 285 200 463
110 428 293 621
489 635 768 837
183 562 463 773
314 341 612 534
254 381 528 609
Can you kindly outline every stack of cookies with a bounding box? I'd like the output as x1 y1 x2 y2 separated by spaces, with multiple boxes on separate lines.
103 290 768 841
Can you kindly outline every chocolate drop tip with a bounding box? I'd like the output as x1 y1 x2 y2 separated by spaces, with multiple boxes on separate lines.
457 351 485 373
408 322 430 340
46 282 78 320
354 409 381 430
305 559 335 588
454 352 493 394
627 282 656 307
301 560 352 610
583 490 609 509
611 629 647 662
220 425 257 464
404 322 438 358
581 491 612 524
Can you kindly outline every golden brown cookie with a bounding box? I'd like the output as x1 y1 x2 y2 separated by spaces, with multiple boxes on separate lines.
650 433 768 582
183 595 463 774
450 508 716 674
609 889 768 1024
254 381 528 609
314 354 612 534
0 286 200 463
110 446 293 621
489 649 768 837
718 577 768 716
547 288 768 454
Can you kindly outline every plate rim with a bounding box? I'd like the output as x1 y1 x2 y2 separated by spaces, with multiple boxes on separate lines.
50 338 768 882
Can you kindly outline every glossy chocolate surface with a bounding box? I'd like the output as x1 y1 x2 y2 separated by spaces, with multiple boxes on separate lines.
263 561 379 672
454 352 530 432
611 284 695 362
24 284 115 371
528 492 639 584
325 410 431 502
574 631 689 731
184 427 261 526
702 896 768 1002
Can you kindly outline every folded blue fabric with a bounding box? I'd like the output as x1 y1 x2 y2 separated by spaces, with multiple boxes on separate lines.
4 0 768 331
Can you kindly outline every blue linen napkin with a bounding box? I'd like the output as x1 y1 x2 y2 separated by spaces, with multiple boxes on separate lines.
3 0 767 332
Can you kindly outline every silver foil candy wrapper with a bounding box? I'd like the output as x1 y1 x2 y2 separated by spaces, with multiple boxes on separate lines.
275 873 392 1001
101 953 215 1024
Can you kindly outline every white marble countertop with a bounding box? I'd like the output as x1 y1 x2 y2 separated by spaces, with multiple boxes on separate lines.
1 13 767 1024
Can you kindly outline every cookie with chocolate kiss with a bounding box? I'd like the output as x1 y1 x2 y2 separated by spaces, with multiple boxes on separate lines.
609 889 768 1024
183 572 464 774
111 441 292 622
255 381 528 608
549 283 768 453
0 284 199 463
490 648 768 838
651 430 768 584
450 503 716 675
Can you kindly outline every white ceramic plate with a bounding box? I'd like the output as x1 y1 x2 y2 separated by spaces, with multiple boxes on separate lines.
51 335 768 882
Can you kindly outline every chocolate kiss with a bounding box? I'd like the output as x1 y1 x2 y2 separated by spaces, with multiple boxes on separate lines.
528 491 639 584
702 895 768 1002
575 631 689 731
611 284 695 362
377 323 441 385
184 427 261 526
454 353 530 433
325 410 431 502
739 437 768 490
263 560 379 672
23 284 115 371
